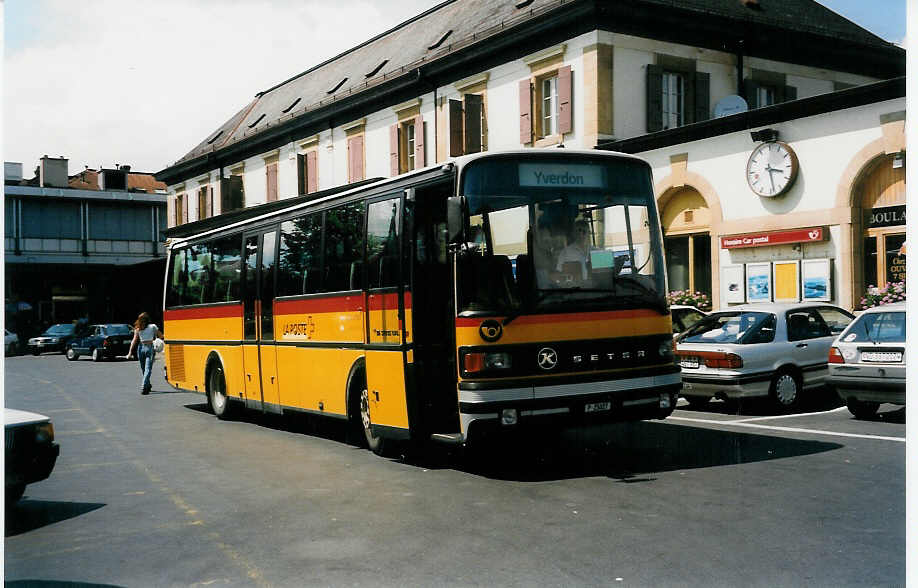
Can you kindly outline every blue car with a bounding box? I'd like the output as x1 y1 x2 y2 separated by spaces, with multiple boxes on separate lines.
65 323 133 362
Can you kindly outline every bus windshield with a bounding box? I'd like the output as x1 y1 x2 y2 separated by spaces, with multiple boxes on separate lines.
457 155 666 315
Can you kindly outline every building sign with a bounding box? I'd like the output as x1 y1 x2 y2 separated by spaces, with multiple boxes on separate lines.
866 205 906 229
887 250 907 283
720 227 826 249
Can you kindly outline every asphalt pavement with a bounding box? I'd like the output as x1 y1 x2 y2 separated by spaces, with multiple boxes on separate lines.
4 352 905 587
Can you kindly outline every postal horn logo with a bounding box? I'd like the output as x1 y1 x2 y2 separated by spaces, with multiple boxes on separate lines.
479 319 503 342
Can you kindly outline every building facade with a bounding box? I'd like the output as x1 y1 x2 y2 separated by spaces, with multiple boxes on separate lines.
4 157 168 335
156 0 905 310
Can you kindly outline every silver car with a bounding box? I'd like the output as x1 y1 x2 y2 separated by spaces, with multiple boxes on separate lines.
828 302 905 418
675 303 854 410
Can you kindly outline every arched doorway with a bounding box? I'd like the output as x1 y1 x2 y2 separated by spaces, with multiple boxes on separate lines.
857 154 906 294
661 187 712 303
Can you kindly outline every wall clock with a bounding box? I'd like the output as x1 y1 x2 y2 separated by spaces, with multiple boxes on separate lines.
746 140 799 197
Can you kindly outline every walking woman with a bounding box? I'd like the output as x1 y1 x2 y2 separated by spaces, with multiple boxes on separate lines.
125 312 164 395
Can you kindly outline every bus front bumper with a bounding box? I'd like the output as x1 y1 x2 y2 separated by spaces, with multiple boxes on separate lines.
456 370 682 444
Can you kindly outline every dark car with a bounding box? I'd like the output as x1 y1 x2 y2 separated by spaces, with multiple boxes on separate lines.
66 323 133 362
27 323 79 355
5 408 60 504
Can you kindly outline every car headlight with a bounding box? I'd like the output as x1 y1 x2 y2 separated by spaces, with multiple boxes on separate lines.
35 422 54 444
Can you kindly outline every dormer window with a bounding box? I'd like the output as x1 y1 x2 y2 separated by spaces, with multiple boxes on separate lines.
206 130 223 145
248 114 266 128
427 30 452 50
328 78 348 94
281 98 301 113
515 0 534 8
366 60 388 78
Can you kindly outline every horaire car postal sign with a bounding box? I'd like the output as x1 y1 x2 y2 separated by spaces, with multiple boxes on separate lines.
720 227 826 249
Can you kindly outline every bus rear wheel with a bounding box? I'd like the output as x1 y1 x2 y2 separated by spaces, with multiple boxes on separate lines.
208 364 236 420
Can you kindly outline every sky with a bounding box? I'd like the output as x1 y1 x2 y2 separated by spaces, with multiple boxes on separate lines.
2 0 908 177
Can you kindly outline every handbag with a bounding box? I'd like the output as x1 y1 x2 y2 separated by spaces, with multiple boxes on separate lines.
152 337 165 353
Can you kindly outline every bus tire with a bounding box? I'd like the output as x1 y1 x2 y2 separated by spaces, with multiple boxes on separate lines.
208 363 236 420
359 387 389 456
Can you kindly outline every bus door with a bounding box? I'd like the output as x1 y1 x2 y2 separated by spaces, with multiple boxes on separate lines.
242 229 281 414
364 195 410 437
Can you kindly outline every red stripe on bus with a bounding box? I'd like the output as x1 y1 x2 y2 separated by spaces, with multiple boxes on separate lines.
275 295 365 315
455 308 660 327
164 305 243 321
368 292 413 311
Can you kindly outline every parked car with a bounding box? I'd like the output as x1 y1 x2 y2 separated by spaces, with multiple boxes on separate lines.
828 302 905 419
27 323 80 355
5 329 20 355
675 303 854 410
66 323 133 362
5 408 60 504
671 305 707 337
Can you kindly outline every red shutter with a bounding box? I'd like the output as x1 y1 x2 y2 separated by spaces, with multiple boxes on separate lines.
389 124 399 176
558 65 572 134
414 115 425 168
182 194 188 224
266 162 278 202
207 187 213 218
349 135 364 181
519 79 532 144
306 151 318 193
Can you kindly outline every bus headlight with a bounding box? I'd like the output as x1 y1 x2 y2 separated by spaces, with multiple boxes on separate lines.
463 352 512 374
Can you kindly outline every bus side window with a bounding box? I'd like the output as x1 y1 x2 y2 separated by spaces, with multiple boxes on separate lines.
367 198 401 290
325 202 364 292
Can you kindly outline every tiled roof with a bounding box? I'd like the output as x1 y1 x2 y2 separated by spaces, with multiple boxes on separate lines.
67 169 166 193
167 0 903 172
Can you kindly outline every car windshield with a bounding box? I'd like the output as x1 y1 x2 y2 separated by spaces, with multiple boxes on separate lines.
457 155 666 315
105 325 132 335
44 324 75 336
843 311 906 343
680 311 776 344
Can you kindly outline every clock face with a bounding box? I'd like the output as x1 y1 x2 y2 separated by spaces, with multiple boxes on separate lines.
746 141 798 197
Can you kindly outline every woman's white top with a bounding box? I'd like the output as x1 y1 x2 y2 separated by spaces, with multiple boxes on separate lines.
138 324 159 343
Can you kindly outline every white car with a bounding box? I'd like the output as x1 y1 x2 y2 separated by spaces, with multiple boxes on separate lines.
675 303 854 410
5 329 19 355
5 408 60 503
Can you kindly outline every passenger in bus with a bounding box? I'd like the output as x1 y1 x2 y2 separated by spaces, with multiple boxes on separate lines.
125 311 164 395
555 220 591 282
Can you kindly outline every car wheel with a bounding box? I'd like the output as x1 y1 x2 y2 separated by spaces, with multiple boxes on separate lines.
91 347 103 362
685 396 711 409
208 364 236 420
770 369 801 410
66 347 79 361
846 398 880 419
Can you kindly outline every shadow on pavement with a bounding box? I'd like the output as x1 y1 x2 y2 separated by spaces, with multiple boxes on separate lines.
847 405 905 424
5 500 105 537
679 387 844 416
7 582 125 588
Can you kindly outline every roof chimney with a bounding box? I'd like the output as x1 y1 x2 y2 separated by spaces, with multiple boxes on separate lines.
39 156 69 188
4 162 23 183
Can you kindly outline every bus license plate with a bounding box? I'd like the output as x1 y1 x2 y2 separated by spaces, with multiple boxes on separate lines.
860 351 902 363
585 401 611 413
680 357 699 369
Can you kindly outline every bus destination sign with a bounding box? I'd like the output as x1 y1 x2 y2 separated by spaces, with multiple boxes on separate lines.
519 164 604 188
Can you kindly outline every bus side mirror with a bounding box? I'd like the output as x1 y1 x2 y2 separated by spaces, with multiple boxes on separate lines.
447 196 466 244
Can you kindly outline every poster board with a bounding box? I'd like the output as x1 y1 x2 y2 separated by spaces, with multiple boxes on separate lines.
745 262 772 303
722 265 745 304
801 259 832 301
773 260 801 303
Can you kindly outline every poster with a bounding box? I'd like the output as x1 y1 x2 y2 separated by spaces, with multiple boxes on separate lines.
773 260 800 303
745 262 772 302
722 265 745 304
801 259 832 301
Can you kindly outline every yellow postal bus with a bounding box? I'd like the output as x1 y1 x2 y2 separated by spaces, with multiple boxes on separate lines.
162 150 680 455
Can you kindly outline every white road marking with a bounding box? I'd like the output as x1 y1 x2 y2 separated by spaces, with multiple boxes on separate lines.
731 406 848 422
665 415 905 443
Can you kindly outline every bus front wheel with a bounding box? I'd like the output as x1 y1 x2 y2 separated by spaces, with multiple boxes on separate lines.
208 364 236 420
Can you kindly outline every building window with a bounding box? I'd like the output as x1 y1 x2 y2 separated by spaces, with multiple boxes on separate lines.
743 74 797 109
541 76 558 137
175 193 186 225
519 65 571 145
197 186 211 220
449 94 485 156
297 150 318 194
221 175 245 213
646 61 709 132
389 115 424 176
